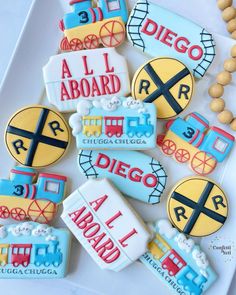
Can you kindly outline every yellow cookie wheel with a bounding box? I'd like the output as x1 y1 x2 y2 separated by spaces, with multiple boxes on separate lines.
167 176 228 237
131 57 194 119
5 105 70 168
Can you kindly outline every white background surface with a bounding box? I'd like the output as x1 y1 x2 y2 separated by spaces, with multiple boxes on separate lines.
0 0 236 294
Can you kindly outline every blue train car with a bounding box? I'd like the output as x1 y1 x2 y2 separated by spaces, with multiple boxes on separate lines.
60 0 128 51
34 241 62 267
158 112 235 175
0 167 67 223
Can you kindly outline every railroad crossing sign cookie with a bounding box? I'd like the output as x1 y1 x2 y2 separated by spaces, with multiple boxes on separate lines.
5 105 70 168
167 177 228 237
127 0 216 78
132 58 194 119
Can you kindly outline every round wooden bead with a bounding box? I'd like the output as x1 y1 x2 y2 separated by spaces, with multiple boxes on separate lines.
231 31 236 39
210 98 225 112
216 71 232 85
217 0 232 10
218 110 234 124
231 44 236 57
208 83 224 98
227 19 236 33
222 6 236 21
224 58 236 72
230 118 236 130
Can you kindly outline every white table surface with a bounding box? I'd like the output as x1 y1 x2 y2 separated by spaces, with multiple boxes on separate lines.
0 0 235 294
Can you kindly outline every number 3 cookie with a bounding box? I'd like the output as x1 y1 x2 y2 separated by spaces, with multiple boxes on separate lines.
5 105 70 168
167 176 228 237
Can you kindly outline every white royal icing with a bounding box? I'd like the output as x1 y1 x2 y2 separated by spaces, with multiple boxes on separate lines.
157 219 178 239
174 233 195 254
192 248 209 278
0 226 7 238
9 222 33 237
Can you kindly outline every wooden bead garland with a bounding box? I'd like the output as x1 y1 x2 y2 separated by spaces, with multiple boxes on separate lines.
217 0 236 37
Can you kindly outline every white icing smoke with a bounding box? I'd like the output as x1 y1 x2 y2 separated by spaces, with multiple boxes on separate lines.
174 233 195 254
9 222 33 237
157 219 178 239
123 96 147 113
45 234 57 242
93 96 121 111
192 248 209 278
32 224 52 237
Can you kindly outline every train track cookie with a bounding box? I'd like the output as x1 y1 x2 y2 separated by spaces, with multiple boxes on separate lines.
69 96 157 150
43 48 130 112
61 178 150 271
127 0 216 78
0 166 67 223
167 177 228 237
140 219 217 294
132 57 194 119
5 105 70 168
78 150 167 204
60 0 128 51
0 222 71 278
157 112 235 175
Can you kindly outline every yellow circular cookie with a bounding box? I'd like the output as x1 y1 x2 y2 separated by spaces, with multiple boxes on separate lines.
5 105 70 168
167 176 228 237
131 57 194 119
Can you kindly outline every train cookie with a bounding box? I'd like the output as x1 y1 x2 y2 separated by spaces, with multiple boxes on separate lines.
78 150 167 204
61 178 150 271
0 166 67 223
5 105 70 168
69 96 157 150
132 57 194 119
167 176 228 237
140 219 217 295
157 112 235 175
127 0 215 78
43 48 130 112
0 222 71 279
60 0 128 51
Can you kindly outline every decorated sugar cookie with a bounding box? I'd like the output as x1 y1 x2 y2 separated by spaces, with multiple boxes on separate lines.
167 177 228 237
78 150 167 204
69 96 157 150
0 222 71 278
61 178 150 271
157 112 235 175
127 0 216 78
132 58 194 119
43 48 130 112
0 166 67 223
5 105 70 168
140 219 217 294
59 0 128 51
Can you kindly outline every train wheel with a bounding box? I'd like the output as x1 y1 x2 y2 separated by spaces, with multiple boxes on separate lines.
60 37 71 51
84 34 99 49
116 132 122 137
156 134 165 147
23 261 29 267
191 151 217 175
10 208 26 221
0 206 10 219
99 20 125 47
27 200 57 224
161 140 176 155
175 149 190 163
69 38 83 51
136 132 143 138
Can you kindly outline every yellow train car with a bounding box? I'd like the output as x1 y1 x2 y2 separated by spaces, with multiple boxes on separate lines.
0 244 10 266
148 234 171 260
82 116 103 137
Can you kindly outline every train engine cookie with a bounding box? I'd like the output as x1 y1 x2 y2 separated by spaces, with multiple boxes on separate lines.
0 166 67 223
157 112 235 175
61 178 150 271
60 0 128 51
127 0 216 78
167 176 228 237
140 219 217 295
5 105 70 168
0 222 71 279
69 96 157 150
132 57 194 119
43 48 130 112
78 150 167 204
